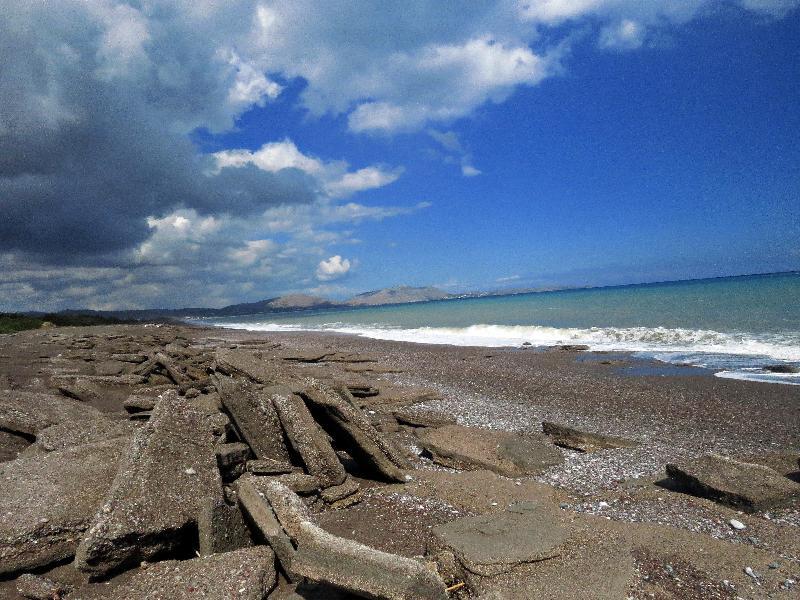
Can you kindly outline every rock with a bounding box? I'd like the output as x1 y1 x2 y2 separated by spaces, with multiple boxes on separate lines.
216 376 292 463
0 429 31 462
428 502 566 577
25 416 135 453
763 364 800 373
110 353 148 363
153 352 190 384
541 421 638 453
197 496 254 556
301 383 410 482
355 385 441 409
0 390 102 437
93 360 127 377
69 546 276 600
15 573 71 599
729 518 746 530
269 385 346 487
122 394 157 413
274 472 323 495
417 425 563 477
320 476 361 505
393 407 456 429
247 458 296 475
293 521 448 600
75 392 224 577
215 348 278 384
665 454 800 512
216 442 252 482
348 385 380 398
552 344 590 352
0 438 126 576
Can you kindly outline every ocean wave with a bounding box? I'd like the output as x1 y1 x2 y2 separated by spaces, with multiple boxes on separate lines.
209 321 800 363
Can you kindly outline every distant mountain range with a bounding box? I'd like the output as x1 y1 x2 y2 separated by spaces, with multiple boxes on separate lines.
55 286 458 321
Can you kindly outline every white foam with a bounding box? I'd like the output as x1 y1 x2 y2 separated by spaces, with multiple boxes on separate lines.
209 321 800 362
714 370 800 386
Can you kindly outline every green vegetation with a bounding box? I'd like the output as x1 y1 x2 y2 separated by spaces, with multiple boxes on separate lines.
0 313 127 334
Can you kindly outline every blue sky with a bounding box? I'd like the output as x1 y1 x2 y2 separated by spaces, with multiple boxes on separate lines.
1 1 798 309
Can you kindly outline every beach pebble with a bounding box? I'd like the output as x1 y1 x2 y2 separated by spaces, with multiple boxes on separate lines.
744 566 758 580
729 518 746 530
768 562 779 570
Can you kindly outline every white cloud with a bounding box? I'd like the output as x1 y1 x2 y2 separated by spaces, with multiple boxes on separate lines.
599 19 644 50
462 164 482 177
214 139 402 198
316 255 351 281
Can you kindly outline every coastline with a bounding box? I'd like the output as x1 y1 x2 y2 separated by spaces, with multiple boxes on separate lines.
1 323 798 598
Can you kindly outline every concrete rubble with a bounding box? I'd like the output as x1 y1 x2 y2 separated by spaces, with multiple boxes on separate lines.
665 453 800 512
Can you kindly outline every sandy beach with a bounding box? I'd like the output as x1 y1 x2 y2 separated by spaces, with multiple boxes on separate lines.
0 323 798 599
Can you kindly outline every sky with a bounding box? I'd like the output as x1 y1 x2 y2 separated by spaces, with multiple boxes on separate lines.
1 1 798 311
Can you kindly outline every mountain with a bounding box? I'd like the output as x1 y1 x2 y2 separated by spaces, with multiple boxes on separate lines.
345 286 453 306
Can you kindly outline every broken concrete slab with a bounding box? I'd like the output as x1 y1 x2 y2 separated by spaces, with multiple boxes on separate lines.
52 375 144 410
215 348 279 384
0 438 126 576
269 385 346 487
197 496 254 556
665 453 800 512
235 475 299 576
417 425 563 477
0 389 102 437
355 385 442 410
69 546 276 600
216 376 292 464
110 353 148 363
0 429 30 462
247 458 296 475
393 407 456 429
216 442 252 482
122 394 156 413
75 392 224 577
541 421 638 452
153 352 190 385
292 521 448 600
428 502 566 577
25 416 136 453
301 383 410 482
320 477 361 507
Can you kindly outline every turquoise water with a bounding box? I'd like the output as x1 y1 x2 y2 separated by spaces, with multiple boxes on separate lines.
201 272 800 385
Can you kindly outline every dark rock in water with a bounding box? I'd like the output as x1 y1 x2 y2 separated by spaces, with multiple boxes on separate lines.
0 390 102 437
665 454 800 512
301 382 410 482
197 496 254 556
417 425 563 477
268 384 346 487
541 421 638 453
763 364 800 374
552 344 590 352
216 376 292 463
69 546 276 600
428 501 566 577
15 573 72 600
75 392 224 578
0 438 126 576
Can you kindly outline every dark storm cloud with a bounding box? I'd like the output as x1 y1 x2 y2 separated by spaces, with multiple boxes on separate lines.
0 1 313 260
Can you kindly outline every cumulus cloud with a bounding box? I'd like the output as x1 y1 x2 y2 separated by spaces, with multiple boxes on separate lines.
429 129 482 177
316 255 352 281
214 140 402 198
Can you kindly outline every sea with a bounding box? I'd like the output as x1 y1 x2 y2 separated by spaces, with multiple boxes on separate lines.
199 272 800 386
